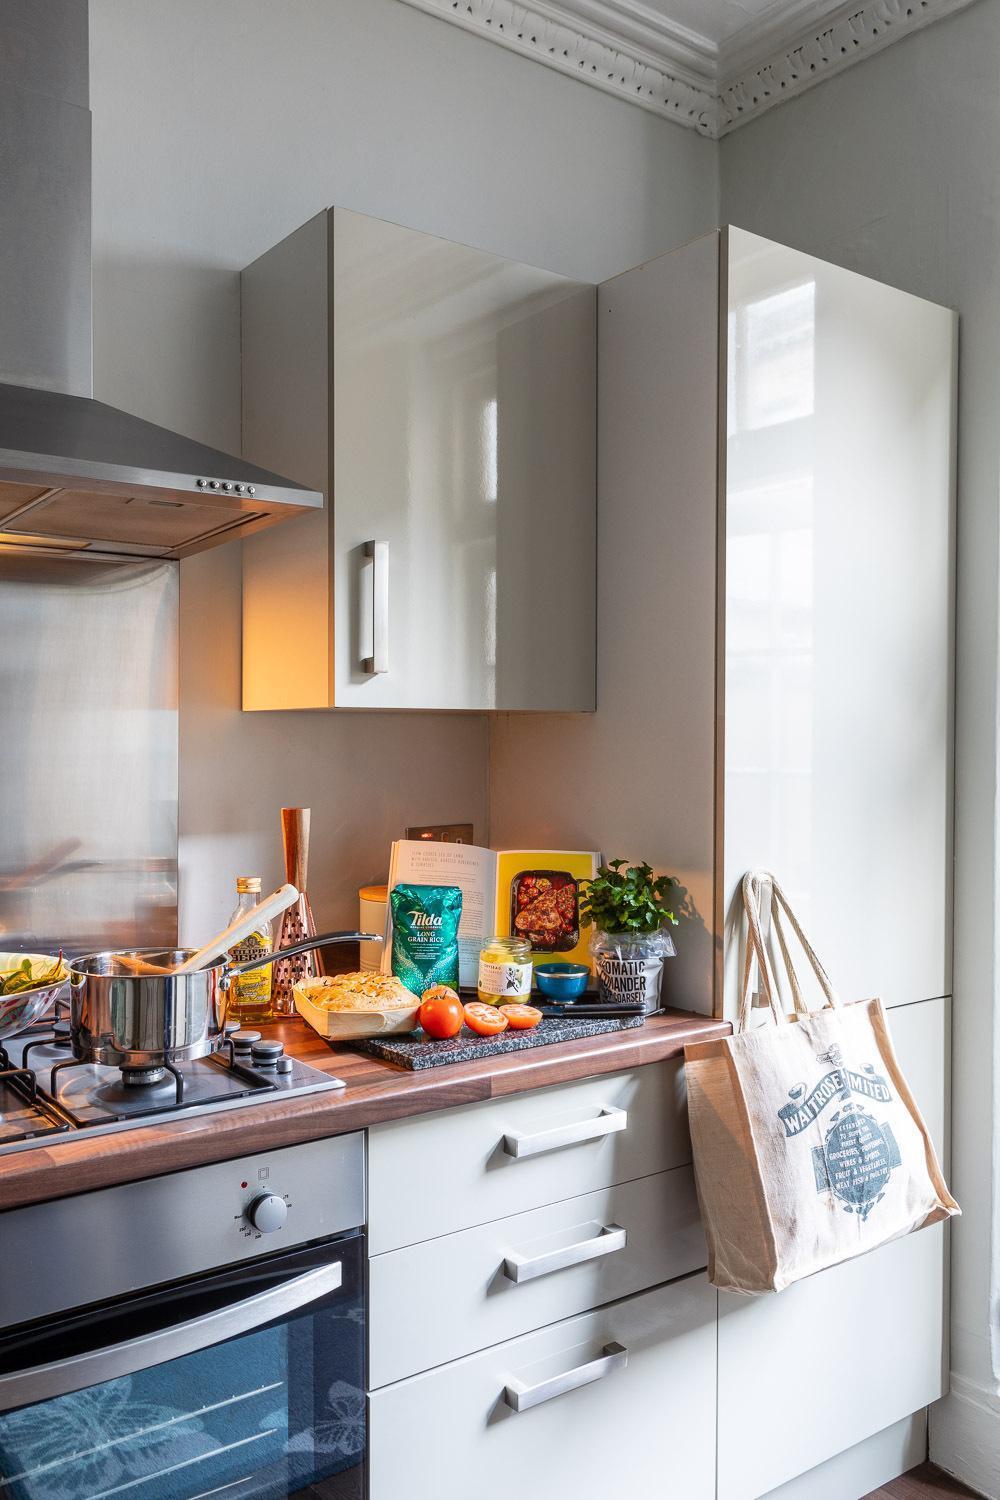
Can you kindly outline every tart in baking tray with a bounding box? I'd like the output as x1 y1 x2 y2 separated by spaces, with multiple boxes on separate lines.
293 971 421 1038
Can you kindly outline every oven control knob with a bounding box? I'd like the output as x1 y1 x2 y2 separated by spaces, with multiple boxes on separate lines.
246 1192 287 1234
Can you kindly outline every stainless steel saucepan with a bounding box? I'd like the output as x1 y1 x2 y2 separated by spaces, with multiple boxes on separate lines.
68 931 374 1070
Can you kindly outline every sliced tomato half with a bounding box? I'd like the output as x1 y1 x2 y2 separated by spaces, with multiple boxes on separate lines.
498 1003 543 1030
463 1002 509 1036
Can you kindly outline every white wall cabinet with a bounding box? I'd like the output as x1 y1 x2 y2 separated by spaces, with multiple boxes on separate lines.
241 207 596 711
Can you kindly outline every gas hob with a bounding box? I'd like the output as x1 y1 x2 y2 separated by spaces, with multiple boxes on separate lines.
0 1017 344 1155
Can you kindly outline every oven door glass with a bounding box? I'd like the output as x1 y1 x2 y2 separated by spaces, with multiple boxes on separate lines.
0 1231 365 1500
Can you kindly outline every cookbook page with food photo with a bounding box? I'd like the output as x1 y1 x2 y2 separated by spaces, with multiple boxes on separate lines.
493 851 598 969
381 842 598 988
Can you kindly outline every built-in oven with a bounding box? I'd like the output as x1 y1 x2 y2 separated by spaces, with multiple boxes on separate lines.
0 1134 366 1500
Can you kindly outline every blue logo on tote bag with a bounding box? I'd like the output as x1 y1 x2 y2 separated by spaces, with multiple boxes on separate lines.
778 1044 901 1221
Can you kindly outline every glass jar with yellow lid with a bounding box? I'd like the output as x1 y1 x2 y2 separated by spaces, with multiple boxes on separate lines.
478 935 533 1004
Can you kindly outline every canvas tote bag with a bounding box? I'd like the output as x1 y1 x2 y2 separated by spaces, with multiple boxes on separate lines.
684 871 959 1294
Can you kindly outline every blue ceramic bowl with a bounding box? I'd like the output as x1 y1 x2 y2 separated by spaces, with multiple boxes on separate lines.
534 962 591 1000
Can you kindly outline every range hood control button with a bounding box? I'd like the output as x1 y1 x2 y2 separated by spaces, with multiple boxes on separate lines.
196 478 207 488
248 486 256 495
209 480 220 489
246 1192 288 1234
223 481 233 491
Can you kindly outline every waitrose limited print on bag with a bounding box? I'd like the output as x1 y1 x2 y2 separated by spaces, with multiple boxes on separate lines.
684 872 959 1294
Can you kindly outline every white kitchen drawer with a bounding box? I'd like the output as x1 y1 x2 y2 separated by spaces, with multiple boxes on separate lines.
369 1272 717 1500
368 1061 689 1253
370 1163 705 1386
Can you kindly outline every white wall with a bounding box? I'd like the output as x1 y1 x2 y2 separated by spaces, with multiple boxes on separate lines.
88 0 717 940
719 8 999 1495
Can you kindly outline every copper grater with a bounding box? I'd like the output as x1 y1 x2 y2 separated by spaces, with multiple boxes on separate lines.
272 807 325 1009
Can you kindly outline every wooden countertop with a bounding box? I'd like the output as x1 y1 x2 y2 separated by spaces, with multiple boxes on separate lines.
0 1008 729 1211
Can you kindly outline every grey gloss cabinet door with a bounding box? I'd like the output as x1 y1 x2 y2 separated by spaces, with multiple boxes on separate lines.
242 207 596 711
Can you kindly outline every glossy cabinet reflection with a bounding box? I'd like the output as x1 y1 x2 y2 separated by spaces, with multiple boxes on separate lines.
241 208 596 711
599 228 954 1016
721 228 954 1016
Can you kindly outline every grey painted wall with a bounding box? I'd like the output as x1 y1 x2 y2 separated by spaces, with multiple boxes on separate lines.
719 6 997 1485
88 0 718 942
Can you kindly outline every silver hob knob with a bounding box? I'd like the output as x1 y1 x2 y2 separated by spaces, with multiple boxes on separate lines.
246 1192 288 1234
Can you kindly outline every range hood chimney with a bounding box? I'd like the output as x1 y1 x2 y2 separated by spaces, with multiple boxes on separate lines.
0 0 320 562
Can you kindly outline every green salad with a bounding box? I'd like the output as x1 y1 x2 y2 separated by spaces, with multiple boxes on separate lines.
0 953 65 997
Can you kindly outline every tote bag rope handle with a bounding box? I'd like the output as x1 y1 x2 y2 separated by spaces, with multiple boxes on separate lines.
763 873 841 1012
739 871 842 1032
738 871 787 1031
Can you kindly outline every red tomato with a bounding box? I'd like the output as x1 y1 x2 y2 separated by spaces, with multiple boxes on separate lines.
419 987 464 1039
463 1002 509 1036
498 1003 543 1030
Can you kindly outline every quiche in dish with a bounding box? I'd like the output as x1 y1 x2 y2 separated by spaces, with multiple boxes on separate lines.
293 971 421 1039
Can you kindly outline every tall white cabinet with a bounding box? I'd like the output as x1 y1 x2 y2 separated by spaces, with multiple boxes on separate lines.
599 228 955 1497
599 227 954 1015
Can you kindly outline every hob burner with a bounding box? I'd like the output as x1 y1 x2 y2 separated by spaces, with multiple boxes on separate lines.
97 1068 185 1108
121 1066 167 1087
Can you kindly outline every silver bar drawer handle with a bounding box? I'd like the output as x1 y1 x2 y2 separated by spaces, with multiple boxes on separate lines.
361 539 389 674
504 1223 627 1283
504 1342 628 1412
502 1105 627 1159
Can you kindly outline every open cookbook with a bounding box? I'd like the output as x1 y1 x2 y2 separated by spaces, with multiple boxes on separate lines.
380 841 600 988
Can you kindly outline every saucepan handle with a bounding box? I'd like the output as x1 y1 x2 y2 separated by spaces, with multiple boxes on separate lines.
221 931 380 985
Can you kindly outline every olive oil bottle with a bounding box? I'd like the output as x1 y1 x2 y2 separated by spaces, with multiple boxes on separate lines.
226 876 277 1022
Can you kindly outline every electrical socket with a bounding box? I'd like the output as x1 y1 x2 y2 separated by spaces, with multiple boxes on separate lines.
405 823 475 845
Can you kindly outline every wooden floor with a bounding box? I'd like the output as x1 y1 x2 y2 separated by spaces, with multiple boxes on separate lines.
865 1462 986 1498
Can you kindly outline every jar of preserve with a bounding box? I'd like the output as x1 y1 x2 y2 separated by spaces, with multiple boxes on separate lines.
478 936 533 1003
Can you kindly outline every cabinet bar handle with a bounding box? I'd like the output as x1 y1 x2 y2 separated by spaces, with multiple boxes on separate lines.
503 1222 627 1283
503 1341 628 1412
361 539 389 674
502 1105 627 1159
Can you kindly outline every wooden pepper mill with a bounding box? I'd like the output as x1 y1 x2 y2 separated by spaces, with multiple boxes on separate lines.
272 807 325 1010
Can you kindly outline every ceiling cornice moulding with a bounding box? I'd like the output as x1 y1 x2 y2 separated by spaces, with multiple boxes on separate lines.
716 0 977 132
397 0 979 136
399 0 720 131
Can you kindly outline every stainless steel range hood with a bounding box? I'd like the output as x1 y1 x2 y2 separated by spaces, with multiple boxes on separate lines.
0 0 321 563
0 382 322 560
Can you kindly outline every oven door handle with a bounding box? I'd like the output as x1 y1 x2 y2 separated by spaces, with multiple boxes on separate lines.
0 1261 343 1414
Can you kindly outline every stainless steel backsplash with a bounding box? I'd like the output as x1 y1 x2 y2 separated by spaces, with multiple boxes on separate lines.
0 555 178 955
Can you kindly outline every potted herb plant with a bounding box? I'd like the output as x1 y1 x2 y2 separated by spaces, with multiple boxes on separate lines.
579 859 679 1014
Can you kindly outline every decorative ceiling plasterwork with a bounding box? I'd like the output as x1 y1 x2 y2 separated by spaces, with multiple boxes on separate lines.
397 0 978 135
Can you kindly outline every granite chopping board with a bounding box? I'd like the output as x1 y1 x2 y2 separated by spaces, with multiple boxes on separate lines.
353 1013 645 1070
